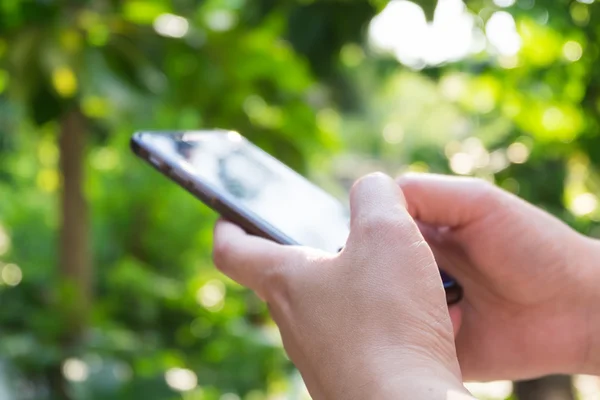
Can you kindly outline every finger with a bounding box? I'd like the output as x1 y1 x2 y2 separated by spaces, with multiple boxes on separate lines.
419 222 460 271
397 173 501 229
418 222 466 319
348 172 413 243
424 229 477 292
212 220 300 295
448 305 462 338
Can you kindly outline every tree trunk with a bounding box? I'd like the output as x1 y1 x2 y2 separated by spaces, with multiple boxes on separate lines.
59 108 91 334
48 108 91 400
514 375 575 400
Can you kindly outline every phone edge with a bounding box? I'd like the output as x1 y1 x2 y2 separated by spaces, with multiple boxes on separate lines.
130 133 300 247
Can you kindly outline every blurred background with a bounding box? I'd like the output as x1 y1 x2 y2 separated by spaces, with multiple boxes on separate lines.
1 0 600 399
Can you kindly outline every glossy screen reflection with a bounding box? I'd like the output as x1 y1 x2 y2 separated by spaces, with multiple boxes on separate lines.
143 131 351 253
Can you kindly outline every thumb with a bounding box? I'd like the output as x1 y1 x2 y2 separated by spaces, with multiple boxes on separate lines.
397 173 500 229
349 172 408 231
347 172 424 250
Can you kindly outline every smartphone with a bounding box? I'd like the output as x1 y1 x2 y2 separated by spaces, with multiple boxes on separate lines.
131 130 462 304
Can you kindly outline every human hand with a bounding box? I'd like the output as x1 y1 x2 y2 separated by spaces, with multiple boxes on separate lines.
398 173 600 381
213 173 472 399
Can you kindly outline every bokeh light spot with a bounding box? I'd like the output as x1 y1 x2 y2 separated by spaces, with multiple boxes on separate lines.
444 141 462 159
489 150 509 173
87 23 110 46
2 264 22 287
486 12 521 56
574 375 600 398
382 122 404 144
542 107 565 131
493 0 516 7
196 280 226 311
450 153 474 175
563 41 583 62
439 74 466 101
82 96 110 118
369 0 479 68
37 169 60 193
498 54 519 69
154 14 189 38
463 137 489 168
340 44 365 67
571 193 597 216
165 368 198 392
62 358 89 382
91 148 120 171
52 67 78 98
316 108 341 133
38 140 59 167
0 225 11 256
506 142 530 164
205 10 237 32
570 3 590 25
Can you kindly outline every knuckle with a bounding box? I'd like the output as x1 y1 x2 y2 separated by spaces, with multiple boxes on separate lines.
359 209 409 237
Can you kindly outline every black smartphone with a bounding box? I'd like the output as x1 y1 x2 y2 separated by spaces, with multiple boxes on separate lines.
131 130 462 304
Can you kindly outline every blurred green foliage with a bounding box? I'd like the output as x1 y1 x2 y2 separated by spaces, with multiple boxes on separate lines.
1 0 600 399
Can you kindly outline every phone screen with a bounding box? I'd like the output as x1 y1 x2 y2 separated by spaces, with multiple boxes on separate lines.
138 131 351 253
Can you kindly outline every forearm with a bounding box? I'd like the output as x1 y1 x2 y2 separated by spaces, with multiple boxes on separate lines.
578 236 600 375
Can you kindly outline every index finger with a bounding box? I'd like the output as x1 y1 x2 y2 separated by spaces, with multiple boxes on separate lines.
397 173 501 229
212 220 295 292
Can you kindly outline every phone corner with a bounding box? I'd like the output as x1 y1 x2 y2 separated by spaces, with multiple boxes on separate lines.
130 132 144 155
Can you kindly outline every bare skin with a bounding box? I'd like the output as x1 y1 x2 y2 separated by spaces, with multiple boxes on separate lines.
212 172 600 398
398 173 600 380
213 173 473 399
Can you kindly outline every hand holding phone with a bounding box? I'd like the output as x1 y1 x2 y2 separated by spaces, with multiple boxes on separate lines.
131 130 462 304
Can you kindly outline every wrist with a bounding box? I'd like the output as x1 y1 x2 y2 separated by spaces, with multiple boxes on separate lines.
333 352 468 400
348 369 472 400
